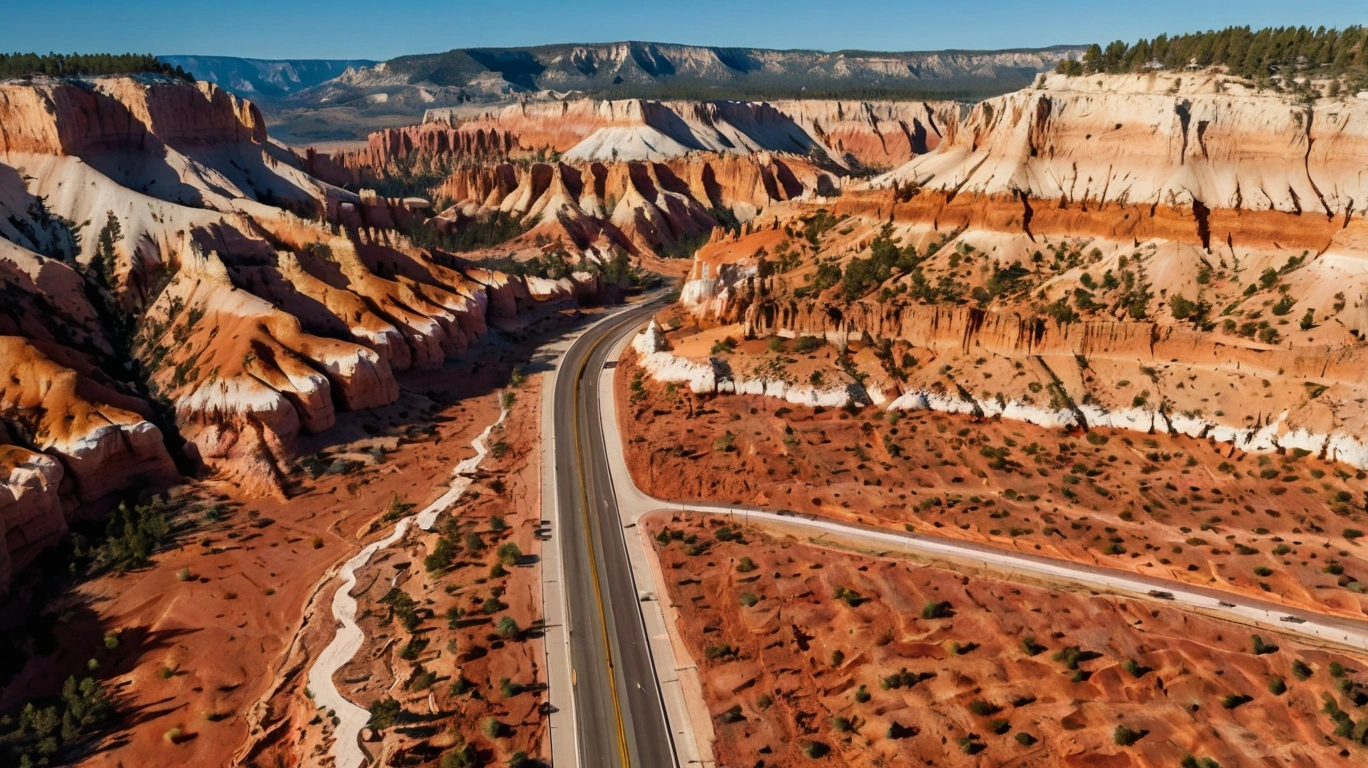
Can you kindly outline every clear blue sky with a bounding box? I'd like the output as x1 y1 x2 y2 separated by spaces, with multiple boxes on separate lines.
1 0 1360 60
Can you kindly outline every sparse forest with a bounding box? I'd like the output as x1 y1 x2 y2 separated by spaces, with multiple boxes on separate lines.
0 52 194 81
1057 25 1368 90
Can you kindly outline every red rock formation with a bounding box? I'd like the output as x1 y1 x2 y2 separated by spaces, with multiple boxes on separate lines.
423 97 959 168
0 338 177 502
0 76 600 589
0 446 66 588
672 71 1368 472
0 77 265 155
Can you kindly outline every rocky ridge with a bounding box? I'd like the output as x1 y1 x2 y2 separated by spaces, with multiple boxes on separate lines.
668 71 1368 469
0 75 592 591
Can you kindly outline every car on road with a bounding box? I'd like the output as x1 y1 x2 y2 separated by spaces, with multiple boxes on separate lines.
1148 590 1175 600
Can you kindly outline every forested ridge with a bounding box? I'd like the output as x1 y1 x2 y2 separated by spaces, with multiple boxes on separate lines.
0 52 194 81
1058 25 1368 91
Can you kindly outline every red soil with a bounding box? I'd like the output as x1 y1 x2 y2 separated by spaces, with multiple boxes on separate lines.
644 514 1368 767
617 352 1368 621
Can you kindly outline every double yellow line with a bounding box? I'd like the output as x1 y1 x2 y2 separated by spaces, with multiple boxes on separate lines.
569 314 637 768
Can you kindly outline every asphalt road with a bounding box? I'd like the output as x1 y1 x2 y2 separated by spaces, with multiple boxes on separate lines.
553 301 674 768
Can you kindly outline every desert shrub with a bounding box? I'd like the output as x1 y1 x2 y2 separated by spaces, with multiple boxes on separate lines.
382 588 422 631
740 592 759 607
399 636 428 660
369 697 402 729
1251 635 1278 655
736 556 757 573
1292 660 1313 680
834 587 866 607
1269 677 1287 695
1021 636 1046 656
497 542 522 565
705 644 737 660
480 717 503 738
921 600 953 619
409 665 437 691
969 699 1000 716
880 668 935 690
496 616 521 639
425 537 456 572
1114 724 1143 746
1016 731 1037 746
1053 645 1085 670
440 744 478 768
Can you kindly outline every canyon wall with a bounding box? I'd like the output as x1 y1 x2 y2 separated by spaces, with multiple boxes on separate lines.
0 75 592 592
669 71 1368 468
422 97 961 168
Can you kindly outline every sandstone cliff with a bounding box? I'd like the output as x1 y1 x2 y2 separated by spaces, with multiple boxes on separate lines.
669 71 1368 471
0 75 591 591
423 97 959 168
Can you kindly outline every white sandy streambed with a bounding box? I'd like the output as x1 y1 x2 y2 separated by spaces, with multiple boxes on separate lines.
307 404 508 768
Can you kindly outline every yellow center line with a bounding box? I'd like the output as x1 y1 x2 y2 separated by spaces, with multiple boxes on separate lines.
570 315 636 768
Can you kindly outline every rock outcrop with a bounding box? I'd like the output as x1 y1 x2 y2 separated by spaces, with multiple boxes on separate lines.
0 75 595 590
668 71 1368 472
423 97 959 168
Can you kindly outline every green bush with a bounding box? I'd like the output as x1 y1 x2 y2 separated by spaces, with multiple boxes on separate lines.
496 616 521 639
368 697 402 729
1113 724 1142 746
921 601 953 620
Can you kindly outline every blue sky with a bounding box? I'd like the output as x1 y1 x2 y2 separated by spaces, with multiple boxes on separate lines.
1 0 1361 60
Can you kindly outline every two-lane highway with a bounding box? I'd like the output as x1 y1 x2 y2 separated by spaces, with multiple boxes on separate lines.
552 301 674 768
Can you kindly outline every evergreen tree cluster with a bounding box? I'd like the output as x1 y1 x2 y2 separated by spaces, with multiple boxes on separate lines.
0 52 194 82
91 496 173 573
1056 25 1368 86
0 675 113 767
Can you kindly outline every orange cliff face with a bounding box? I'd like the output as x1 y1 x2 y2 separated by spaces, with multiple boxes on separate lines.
430 152 834 260
421 97 962 168
671 71 1368 472
0 75 596 592
303 97 956 262
0 77 266 155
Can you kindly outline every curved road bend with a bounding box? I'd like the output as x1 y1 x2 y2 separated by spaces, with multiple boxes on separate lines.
553 300 674 768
